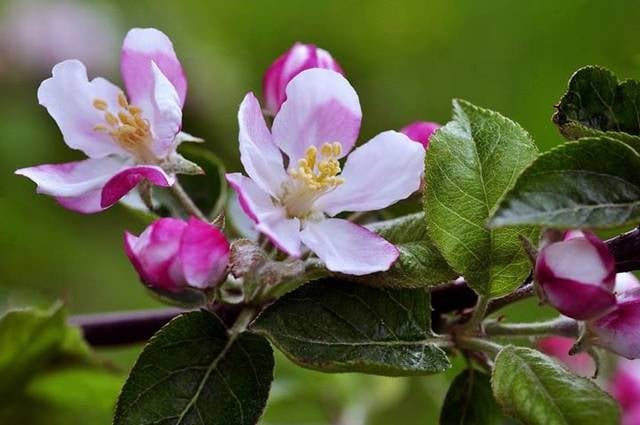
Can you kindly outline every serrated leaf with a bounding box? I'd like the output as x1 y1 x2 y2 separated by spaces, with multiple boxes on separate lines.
424 99 539 297
114 310 274 425
178 145 227 219
440 369 507 425
553 65 640 151
355 212 458 288
489 137 640 229
492 346 619 425
252 279 451 376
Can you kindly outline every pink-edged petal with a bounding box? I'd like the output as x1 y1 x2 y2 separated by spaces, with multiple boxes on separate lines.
238 92 287 196
180 217 230 289
147 61 182 157
592 288 640 359
16 157 126 213
300 218 399 275
400 121 440 149
121 28 187 107
101 165 174 209
37 59 127 158
542 277 616 320
226 173 302 256
271 68 361 163
316 130 424 216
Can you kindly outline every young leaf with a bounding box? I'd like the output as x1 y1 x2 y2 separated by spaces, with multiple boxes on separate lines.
489 137 640 229
360 212 458 288
114 310 274 425
492 346 620 425
252 279 451 376
553 65 640 152
440 369 507 425
425 99 539 297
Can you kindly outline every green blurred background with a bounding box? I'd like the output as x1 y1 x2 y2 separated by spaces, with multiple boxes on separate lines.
1 0 638 423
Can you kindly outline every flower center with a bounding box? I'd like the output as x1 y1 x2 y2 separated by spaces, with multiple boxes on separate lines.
282 142 345 219
92 93 155 162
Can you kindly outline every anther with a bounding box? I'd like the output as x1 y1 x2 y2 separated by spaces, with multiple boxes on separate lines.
118 93 129 108
93 99 108 111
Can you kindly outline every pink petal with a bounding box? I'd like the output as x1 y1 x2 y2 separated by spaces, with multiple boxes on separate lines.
226 173 302 256
238 92 287 196
271 68 361 164
179 217 230 289
263 43 342 116
121 28 187 107
610 359 640 409
541 277 616 320
147 61 182 157
315 131 424 216
37 59 127 158
536 336 595 377
592 288 640 359
300 218 399 275
16 157 126 213
101 165 174 209
400 121 440 149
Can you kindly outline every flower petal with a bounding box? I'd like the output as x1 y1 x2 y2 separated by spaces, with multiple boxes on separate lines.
37 59 127 158
300 218 399 275
101 165 174 209
147 61 183 157
591 288 640 359
179 217 230 289
316 131 424 215
400 121 440 149
15 157 126 213
238 92 287 196
226 173 302 256
121 28 187 107
271 68 361 163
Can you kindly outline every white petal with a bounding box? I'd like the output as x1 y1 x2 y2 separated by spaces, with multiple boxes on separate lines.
316 131 424 215
300 218 399 275
148 61 182 158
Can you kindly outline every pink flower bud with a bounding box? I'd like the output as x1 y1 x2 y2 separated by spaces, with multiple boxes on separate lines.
535 232 616 320
537 336 595 377
400 121 441 149
124 217 229 293
262 42 342 115
590 288 640 359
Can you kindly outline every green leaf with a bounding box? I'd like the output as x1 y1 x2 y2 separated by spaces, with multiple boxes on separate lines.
489 137 640 229
178 144 227 219
492 346 620 425
553 65 640 151
252 279 451 376
424 99 539 297
440 369 507 425
114 310 274 425
360 213 458 288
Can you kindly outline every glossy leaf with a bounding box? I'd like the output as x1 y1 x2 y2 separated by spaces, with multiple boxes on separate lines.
492 346 620 425
358 212 458 288
440 369 507 425
490 137 640 229
114 310 274 425
553 65 640 152
424 99 539 297
252 279 450 376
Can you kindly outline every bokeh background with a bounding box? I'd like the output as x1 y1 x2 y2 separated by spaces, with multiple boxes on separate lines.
1 0 639 423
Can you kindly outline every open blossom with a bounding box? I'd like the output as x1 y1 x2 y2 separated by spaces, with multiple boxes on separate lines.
263 43 342 116
124 217 229 292
227 68 424 275
400 121 440 149
16 28 194 213
590 287 640 359
535 231 616 320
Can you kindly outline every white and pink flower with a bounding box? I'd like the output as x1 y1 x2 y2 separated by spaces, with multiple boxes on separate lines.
590 287 640 359
535 231 616 320
227 68 424 275
263 43 342 116
124 217 229 292
400 121 440 149
16 28 194 213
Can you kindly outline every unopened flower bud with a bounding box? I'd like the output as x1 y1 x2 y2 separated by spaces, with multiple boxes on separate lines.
535 232 616 320
400 121 440 149
263 42 342 115
590 288 640 359
124 217 229 297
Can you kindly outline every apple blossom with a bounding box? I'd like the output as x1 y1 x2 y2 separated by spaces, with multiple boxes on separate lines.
536 336 595 377
226 68 424 275
535 231 616 320
590 287 640 359
16 28 197 213
124 217 229 293
263 42 342 116
400 121 440 149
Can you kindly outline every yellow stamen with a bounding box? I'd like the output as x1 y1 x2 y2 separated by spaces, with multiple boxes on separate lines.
117 93 129 108
92 99 108 111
